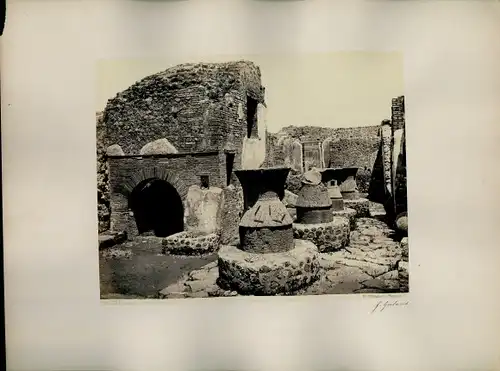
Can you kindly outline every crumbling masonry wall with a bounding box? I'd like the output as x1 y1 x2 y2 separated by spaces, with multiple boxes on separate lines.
97 61 266 232
102 61 265 165
96 112 110 232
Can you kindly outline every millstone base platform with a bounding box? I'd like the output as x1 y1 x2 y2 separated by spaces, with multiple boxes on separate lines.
344 198 370 218
217 239 320 295
162 231 219 255
293 217 350 252
331 207 357 229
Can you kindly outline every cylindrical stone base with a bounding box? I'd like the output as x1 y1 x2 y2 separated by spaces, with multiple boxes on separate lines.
162 231 220 255
331 199 344 211
292 217 350 252
332 207 357 229
217 239 320 295
296 207 333 224
341 191 359 200
239 226 294 253
344 198 370 217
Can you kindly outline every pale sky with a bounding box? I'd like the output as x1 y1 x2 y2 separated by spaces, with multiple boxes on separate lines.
96 52 404 133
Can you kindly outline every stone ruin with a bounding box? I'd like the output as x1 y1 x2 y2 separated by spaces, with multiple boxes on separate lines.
97 61 410 298
320 168 357 229
162 174 224 255
319 167 370 218
217 167 320 295
292 169 350 252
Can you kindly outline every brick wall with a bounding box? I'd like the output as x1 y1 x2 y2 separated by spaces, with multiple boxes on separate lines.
391 96 405 131
107 152 226 236
102 61 265 158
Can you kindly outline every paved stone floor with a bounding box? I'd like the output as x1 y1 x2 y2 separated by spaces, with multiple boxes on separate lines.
158 217 406 298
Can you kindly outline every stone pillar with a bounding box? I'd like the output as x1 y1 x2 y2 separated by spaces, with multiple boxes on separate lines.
281 137 294 167
321 137 333 168
391 96 405 131
380 119 393 195
184 183 224 235
291 139 304 173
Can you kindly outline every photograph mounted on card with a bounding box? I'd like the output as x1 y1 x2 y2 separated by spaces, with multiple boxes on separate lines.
96 52 409 300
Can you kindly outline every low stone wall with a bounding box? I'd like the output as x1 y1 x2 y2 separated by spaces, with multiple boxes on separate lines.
162 231 220 255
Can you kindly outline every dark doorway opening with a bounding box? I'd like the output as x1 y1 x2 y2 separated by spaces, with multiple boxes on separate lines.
246 96 258 138
129 178 184 237
225 152 235 186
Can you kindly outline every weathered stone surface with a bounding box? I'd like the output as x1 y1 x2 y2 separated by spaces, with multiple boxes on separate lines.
354 288 386 294
153 212 405 298
139 138 178 155
398 260 409 292
369 201 386 219
396 212 408 234
106 144 125 156
401 237 409 261
163 231 220 255
241 136 266 169
217 239 320 295
293 217 350 252
331 207 356 229
321 252 390 277
362 276 399 291
287 207 297 221
185 185 223 235
98 230 127 250
220 184 244 245
159 282 189 299
344 198 370 217
283 190 298 208
325 265 372 285
239 226 295 254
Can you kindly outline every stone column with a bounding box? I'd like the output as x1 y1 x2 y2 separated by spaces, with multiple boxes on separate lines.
321 137 333 168
291 139 304 173
380 119 393 195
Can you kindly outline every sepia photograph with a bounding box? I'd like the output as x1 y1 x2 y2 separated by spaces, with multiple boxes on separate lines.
96 52 409 299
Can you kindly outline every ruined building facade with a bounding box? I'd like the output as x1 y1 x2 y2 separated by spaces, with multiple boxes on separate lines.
97 61 267 236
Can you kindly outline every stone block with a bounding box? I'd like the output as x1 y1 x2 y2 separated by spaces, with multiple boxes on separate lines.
398 260 409 292
344 198 370 217
185 185 223 235
98 231 127 250
283 190 298 208
332 207 356 229
220 185 244 245
401 237 408 261
293 217 350 252
217 239 320 295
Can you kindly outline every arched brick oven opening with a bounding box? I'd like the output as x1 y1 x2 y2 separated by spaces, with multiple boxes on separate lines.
128 178 184 237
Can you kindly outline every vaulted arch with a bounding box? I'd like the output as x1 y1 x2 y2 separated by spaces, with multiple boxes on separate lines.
117 165 189 200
